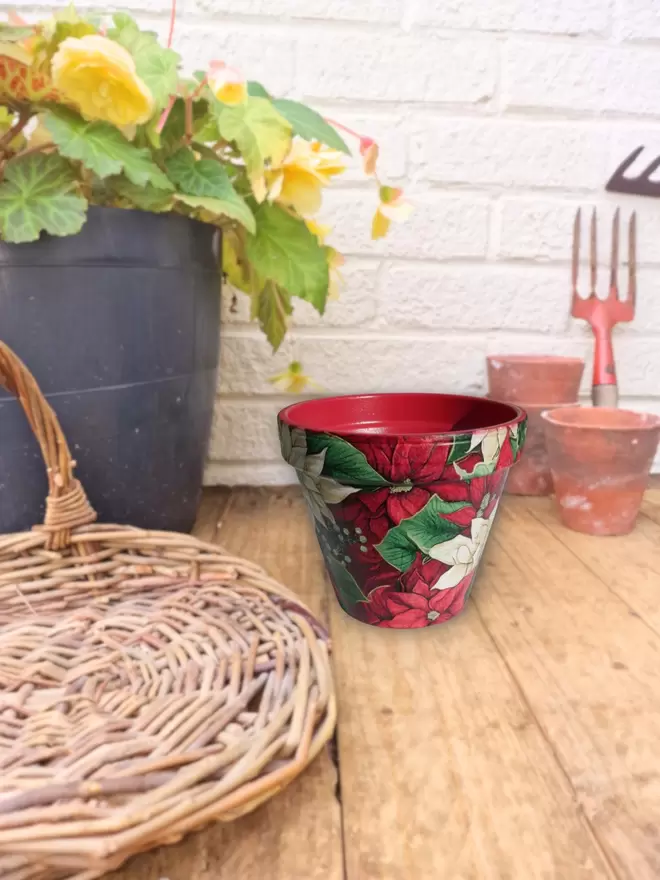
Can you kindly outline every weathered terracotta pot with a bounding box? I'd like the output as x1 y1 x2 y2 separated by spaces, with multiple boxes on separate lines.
279 394 527 629
506 403 553 496
487 355 584 404
542 406 660 536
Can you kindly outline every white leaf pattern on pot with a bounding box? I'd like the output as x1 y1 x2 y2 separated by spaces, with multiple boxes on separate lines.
427 511 496 591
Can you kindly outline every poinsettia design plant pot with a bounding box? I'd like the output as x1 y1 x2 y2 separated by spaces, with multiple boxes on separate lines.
279 393 527 629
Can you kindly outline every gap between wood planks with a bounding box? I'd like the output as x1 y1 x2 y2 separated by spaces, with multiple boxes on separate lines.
480 528 619 880
476 493 660 880
111 485 660 880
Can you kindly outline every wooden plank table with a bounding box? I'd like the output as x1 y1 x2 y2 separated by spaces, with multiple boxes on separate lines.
112 485 660 880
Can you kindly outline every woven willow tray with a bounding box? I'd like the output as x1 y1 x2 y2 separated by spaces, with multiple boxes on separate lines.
0 342 336 880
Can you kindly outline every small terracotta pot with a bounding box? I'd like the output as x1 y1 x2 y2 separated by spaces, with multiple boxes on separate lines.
487 355 585 404
506 403 554 496
542 406 660 536
279 394 527 629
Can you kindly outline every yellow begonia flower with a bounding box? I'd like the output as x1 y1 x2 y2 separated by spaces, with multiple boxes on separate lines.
266 139 346 216
305 219 332 242
372 185 413 240
51 35 154 127
270 361 321 394
327 247 345 300
209 62 247 106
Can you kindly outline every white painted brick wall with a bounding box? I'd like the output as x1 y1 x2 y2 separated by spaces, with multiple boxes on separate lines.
11 0 660 479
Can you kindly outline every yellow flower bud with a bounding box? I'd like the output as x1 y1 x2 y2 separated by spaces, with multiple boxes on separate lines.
208 62 247 106
51 35 154 127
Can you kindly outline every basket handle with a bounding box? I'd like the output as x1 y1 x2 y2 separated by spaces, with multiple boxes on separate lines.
0 342 97 550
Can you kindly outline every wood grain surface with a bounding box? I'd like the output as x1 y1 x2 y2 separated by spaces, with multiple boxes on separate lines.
111 486 660 880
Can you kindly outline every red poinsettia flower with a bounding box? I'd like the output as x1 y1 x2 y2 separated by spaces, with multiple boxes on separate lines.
432 470 508 524
345 437 455 525
362 565 473 628
344 434 512 526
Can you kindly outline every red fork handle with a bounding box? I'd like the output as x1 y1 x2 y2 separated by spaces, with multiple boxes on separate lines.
591 324 618 407
592 325 617 386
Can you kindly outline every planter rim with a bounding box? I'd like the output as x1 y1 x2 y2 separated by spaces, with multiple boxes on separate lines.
487 354 585 366
279 392 525 440
541 405 660 432
489 399 579 411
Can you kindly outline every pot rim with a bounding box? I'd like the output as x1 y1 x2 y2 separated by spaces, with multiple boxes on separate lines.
541 405 660 432
279 392 526 440
487 398 580 411
487 354 585 366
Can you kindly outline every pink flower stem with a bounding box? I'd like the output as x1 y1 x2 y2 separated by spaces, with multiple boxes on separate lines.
167 0 177 48
191 76 208 100
323 117 365 142
155 95 176 134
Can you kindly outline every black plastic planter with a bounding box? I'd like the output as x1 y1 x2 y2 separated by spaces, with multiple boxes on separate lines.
0 206 220 534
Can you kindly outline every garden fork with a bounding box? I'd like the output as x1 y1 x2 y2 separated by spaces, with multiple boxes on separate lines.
571 207 636 408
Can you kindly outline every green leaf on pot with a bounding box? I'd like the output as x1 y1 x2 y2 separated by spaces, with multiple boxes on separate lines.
446 432 473 465
271 99 350 154
325 556 367 610
111 177 174 212
175 192 255 233
108 14 180 109
0 24 35 41
247 81 271 99
0 153 87 243
215 97 291 178
375 495 470 571
402 496 470 552
166 147 234 198
306 433 390 487
510 421 527 460
252 281 292 351
246 202 329 311
45 108 173 190
454 460 497 479
374 528 418 572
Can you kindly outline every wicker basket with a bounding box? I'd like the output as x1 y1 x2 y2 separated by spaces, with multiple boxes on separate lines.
0 342 336 879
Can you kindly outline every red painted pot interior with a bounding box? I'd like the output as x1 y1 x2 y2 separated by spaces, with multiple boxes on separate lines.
542 406 660 432
280 393 523 438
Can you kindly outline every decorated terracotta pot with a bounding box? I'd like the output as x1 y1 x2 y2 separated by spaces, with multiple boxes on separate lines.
279 394 527 629
542 406 660 536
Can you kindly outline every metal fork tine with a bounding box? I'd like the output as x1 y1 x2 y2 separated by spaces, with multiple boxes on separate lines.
610 207 620 296
629 211 637 310
590 208 598 295
572 207 581 295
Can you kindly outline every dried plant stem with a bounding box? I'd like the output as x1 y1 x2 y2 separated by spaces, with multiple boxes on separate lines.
0 109 32 156
184 94 193 143
16 142 54 161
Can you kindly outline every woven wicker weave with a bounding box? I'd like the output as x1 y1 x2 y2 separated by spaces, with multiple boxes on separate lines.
0 342 336 880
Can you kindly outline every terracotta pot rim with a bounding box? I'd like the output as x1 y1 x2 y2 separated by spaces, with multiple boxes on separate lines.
486 394 580 415
541 405 660 432
487 355 585 366
279 392 525 440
